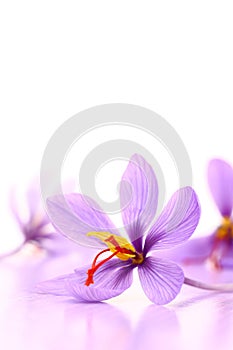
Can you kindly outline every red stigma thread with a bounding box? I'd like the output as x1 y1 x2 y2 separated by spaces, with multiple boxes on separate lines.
85 236 135 286
85 249 118 286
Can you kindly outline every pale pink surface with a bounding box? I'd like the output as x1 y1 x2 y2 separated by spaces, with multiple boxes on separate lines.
1 263 233 350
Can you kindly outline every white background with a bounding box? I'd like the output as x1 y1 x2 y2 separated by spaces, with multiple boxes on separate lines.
1 0 233 249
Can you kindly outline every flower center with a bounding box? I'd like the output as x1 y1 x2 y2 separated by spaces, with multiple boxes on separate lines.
85 232 144 286
216 216 233 240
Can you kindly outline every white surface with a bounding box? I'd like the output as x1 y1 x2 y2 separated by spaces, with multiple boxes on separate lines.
0 257 233 350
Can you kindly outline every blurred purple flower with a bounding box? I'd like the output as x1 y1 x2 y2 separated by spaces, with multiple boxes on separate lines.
2 181 78 259
37 154 200 305
169 159 233 269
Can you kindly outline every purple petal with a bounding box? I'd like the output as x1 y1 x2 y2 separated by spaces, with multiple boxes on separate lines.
166 234 233 269
144 187 200 254
26 180 41 219
158 235 215 264
120 154 158 246
37 259 133 302
69 259 134 302
208 237 233 269
208 158 233 217
9 182 50 240
47 194 119 248
9 188 24 230
36 273 78 296
220 249 233 269
138 256 184 304
39 232 89 257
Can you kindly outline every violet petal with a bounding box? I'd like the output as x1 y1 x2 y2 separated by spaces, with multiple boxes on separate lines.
47 194 120 248
9 188 24 230
208 158 233 217
26 181 42 219
36 273 79 297
138 256 184 304
144 187 200 254
120 154 158 247
68 259 134 302
37 259 133 302
157 235 215 264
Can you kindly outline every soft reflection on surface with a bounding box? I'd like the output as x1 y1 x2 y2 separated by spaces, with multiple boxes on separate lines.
0 295 132 350
128 305 180 350
0 245 92 296
64 303 131 350
1 264 233 350
204 294 233 350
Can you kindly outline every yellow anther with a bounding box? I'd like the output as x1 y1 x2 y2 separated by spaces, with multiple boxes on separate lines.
87 232 136 261
216 216 233 240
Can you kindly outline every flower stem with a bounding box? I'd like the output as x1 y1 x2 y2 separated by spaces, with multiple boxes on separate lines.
184 276 233 292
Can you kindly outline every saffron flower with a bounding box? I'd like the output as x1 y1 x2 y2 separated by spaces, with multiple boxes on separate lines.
37 154 201 304
1 181 77 260
171 159 233 269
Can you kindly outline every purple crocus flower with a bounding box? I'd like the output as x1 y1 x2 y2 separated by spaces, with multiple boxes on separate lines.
1 181 77 259
169 159 233 269
37 154 201 305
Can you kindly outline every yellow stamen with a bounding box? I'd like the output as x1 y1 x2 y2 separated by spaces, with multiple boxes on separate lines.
216 216 233 240
87 231 136 260
132 253 144 264
85 231 144 286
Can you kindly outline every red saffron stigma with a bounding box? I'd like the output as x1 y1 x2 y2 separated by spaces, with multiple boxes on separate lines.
85 249 118 286
105 235 121 247
85 237 135 286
